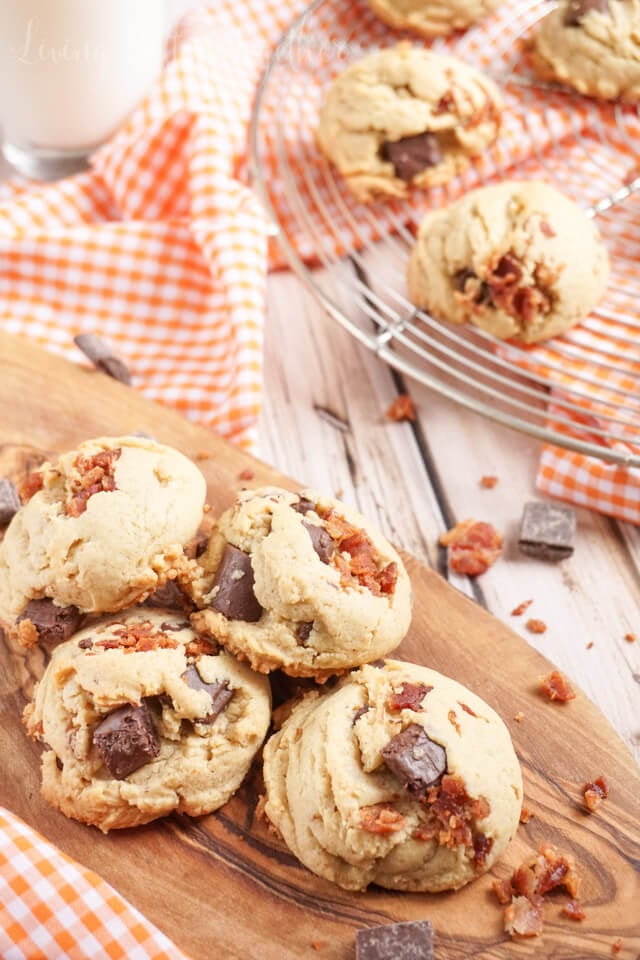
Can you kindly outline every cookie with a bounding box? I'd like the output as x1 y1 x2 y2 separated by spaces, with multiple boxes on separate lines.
0 436 207 641
365 0 503 37
263 660 522 892
530 1 640 101
316 44 502 202
407 180 609 343
188 487 412 680
23 609 271 832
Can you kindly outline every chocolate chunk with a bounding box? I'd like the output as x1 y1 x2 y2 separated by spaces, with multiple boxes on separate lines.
380 132 442 182
144 580 194 612
74 333 132 385
160 620 190 632
93 702 160 779
78 637 94 650
17 599 83 646
209 544 262 622
564 0 609 26
453 268 492 306
0 479 20 525
303 520 335 563
182 664 234 723
381 723 447 796
356 921 434 960
296 621 313 643
291 496 316 515
518 501 576 561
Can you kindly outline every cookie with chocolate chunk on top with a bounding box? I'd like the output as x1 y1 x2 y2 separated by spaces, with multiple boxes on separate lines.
24 609 271 832
366 0 502 37
316 44 501 202
186 486 412 680
408 180 609 343
262 660 522 891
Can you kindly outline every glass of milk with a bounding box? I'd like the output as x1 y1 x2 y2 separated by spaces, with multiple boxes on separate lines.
0 0 167 179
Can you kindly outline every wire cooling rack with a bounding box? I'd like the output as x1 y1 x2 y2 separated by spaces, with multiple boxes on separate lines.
249 0 640 467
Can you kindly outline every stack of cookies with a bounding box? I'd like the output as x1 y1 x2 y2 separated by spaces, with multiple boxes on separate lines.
0 434 522 896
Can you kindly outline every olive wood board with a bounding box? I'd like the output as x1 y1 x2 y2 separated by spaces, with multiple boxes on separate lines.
0 331 638 960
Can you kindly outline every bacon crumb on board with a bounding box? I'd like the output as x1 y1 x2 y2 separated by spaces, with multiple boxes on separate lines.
540 670 576 703
494 843 581 939
238 467 255 481
385 394 416 422
526 618 547 635
583 776 608 812
196 450 211 461
612 938 623 953
519 807 534 824
311 942 325 951
624 632 636 643
514 711 524 723
511 599 533 617
439 518 503 577
480 475 499 488
586 641 594 650
562 899 586 921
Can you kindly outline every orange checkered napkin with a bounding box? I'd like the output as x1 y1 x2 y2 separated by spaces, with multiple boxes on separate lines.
0 806 190 960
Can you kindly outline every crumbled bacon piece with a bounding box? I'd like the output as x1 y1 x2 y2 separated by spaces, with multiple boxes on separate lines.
480 475 498 488
624 632 636 643
19 471 44 503
586 641 594 650
526 618 547 635
435 90 456 114
540 670 576 703
514 711 524 722
238 468 255 481
535 844 579 896
317 507 398 597
612 938 623 953
439 519 503 577
360 804 405 834
426 774 490 855
385 394 416 422
186 636 219 657
448 709 461 735
511 599 533 617
504 895 544 937
66 448 121 517
519 807 534 824
562 899 586 921
196 450 210 461
458 702 477 718
583 776 608 813
473 832 494 867
539 220 556 238
386 682 432 712
492 878 513 905
96 620 178 653
484 251 552 327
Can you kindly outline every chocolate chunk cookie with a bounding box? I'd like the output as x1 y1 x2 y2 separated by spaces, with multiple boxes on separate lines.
365 0 503 37
23 609 271 832
317 43 502 202
530 0 640 101
262 660 522 891
186 486 412 680
407 180 609 343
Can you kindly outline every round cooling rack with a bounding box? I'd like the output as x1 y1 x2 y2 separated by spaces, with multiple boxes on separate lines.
249 0 640 467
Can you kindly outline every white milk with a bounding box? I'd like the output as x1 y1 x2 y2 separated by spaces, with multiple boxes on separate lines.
0 0 166 155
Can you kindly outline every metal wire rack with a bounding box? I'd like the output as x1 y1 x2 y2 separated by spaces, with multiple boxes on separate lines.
249 0 640 467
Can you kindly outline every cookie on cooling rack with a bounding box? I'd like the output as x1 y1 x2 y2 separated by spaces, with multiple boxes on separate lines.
0 435 206 644
530 0 640 101
187 486 412 680
23 609 271 832
262 659 522 892
407 180 610 343
365 0 503 37
316 43 502 202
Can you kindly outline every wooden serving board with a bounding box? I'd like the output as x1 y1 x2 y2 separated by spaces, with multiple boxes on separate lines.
0 331 638 960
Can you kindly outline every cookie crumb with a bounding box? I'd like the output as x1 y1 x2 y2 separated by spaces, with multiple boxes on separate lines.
238 468 255 481
540 670 576 703
480 475 498 488
511 599 533 617
385 394 416 422
526 618 547 635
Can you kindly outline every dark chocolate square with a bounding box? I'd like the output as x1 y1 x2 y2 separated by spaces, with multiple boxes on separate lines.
356 921 434 960
518 501 576 561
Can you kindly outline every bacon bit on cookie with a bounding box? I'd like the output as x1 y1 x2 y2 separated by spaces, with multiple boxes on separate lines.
496 843 581 939
448 709 461 735
318 506 398 597
511 599 533 617
526 618 547 635
473 832 494 868
386 682 433 712
66 448 121 517
519 807 534 824
583 776 608 813
360 804 406 834
18 471 44 503
238 467 255 481
612 938 623 953
96 620 178 653
186 636 219 657
459 702 478 718
385 394 416 422
540 670 576 703
562 899 586 921
480 475 499 489
624 632 636 643
439 519 503 577
426 774 491 854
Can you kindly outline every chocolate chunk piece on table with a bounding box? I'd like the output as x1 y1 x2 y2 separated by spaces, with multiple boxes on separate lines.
356 921 434 960
381 722 447 796
209 543 263 622
74 332 132 386
518 501 576 561
93 702 160 779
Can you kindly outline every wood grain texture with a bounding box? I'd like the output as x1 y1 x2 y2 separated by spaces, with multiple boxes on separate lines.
0 331 638 960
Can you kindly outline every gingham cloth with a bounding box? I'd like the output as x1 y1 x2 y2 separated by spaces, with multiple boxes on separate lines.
0 807 190 960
